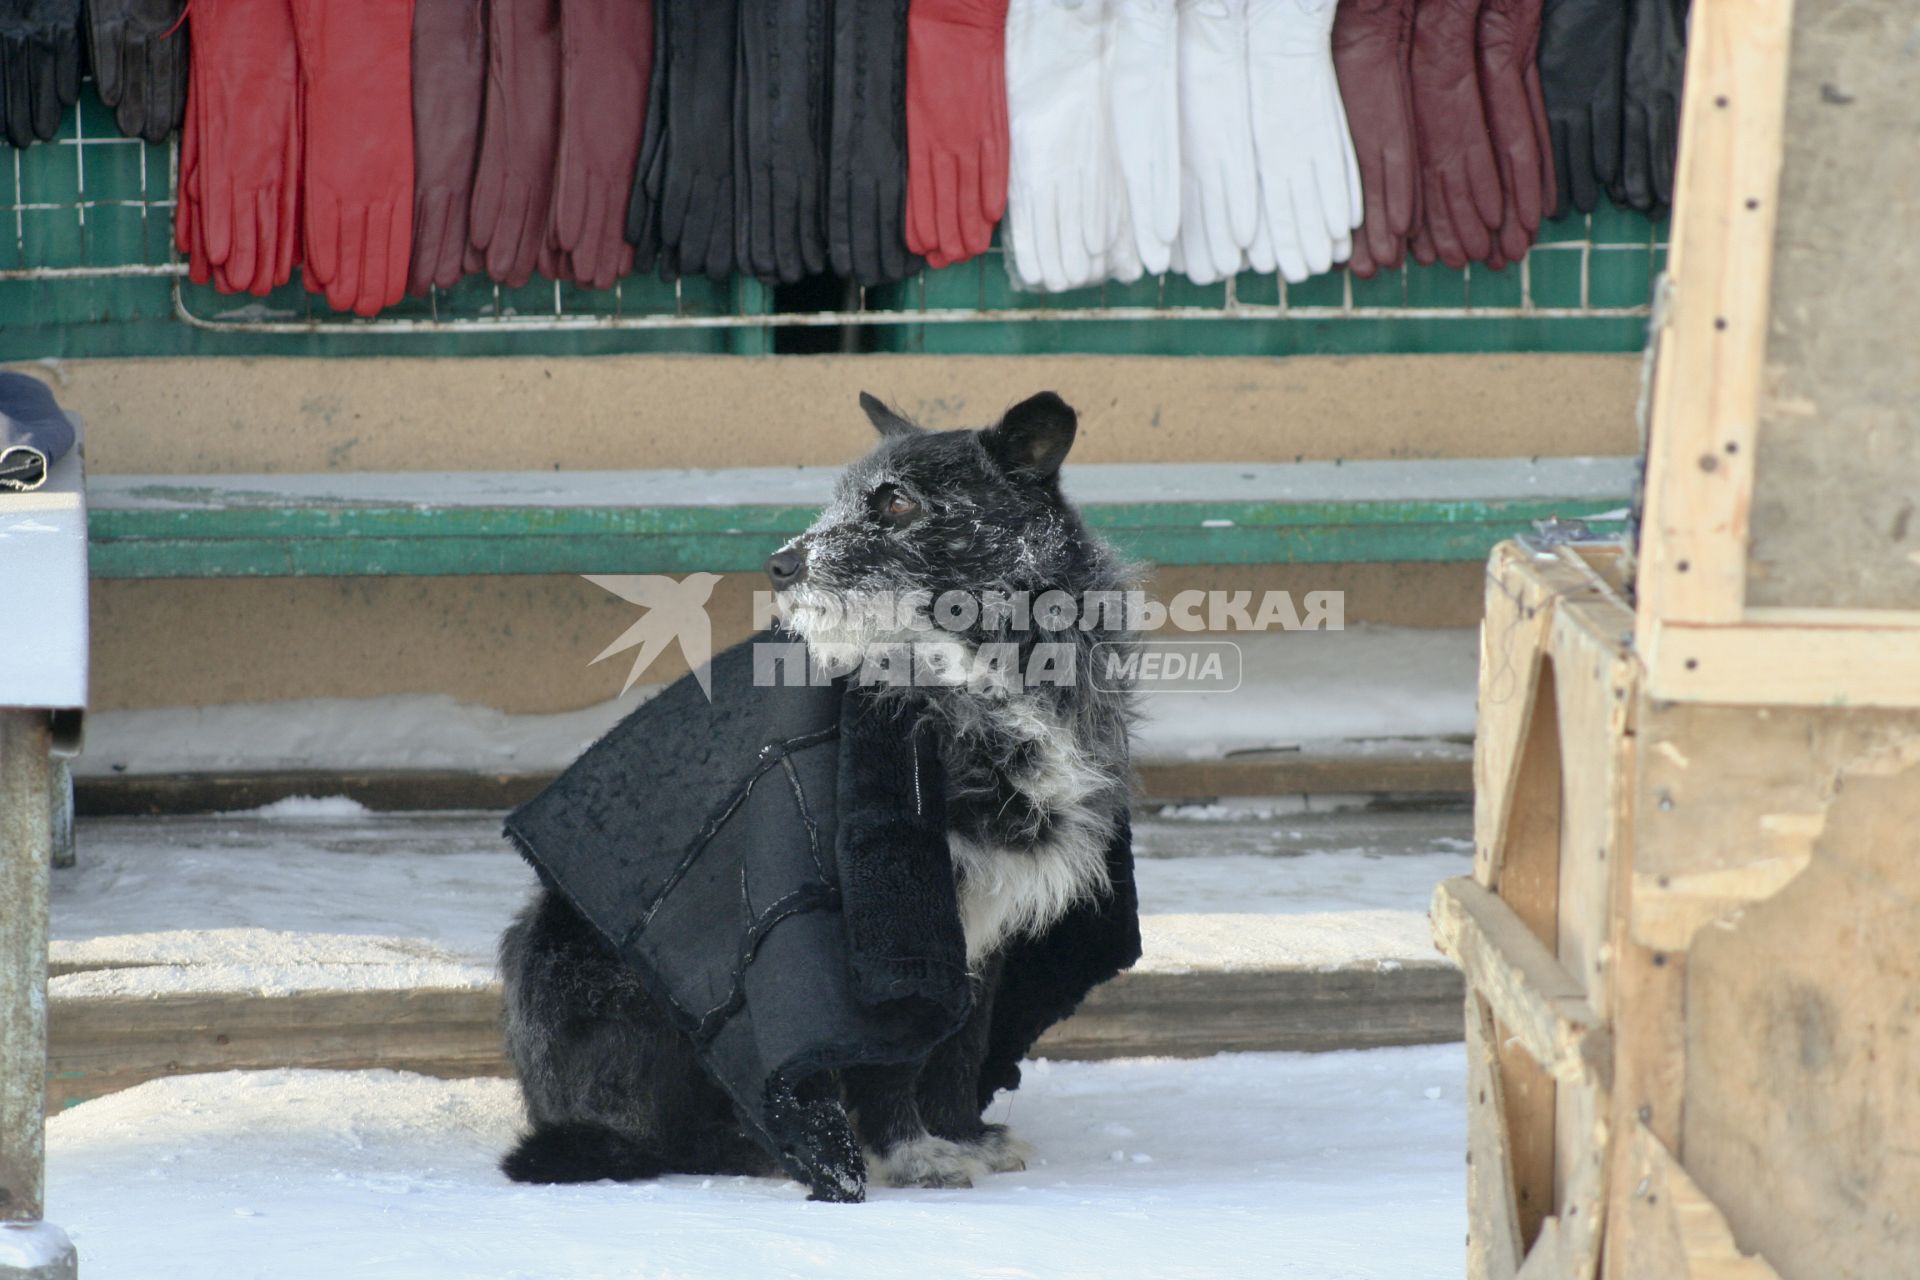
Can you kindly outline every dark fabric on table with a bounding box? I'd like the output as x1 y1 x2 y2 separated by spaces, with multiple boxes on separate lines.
0 372 77 492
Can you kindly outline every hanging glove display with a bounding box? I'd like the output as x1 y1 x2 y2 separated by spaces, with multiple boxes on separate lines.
1407 0 1502 270
1173 0 1257 286
408 0 487 296
826 0 915 286
1 0 81 147
83 0 187 145
1105 0 1178 277
290 0 415 317
1245 0 1359 283
1538 0 1624 216
903 0 1008 271
1475 0 1552 263
1005 0 1110 292
625 0 737 281
550 0 650 290
1612 0 1684 212
1332 0 1417 279
471 0 564 288
177 0 301 297
735 0 828 284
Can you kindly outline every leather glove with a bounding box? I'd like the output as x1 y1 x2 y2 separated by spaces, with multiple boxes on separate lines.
471 0 564 288
1246 0 1358 283
1332 0 1417 279
83 0 186 144
904 0 1007 271
178 0 300 297
1005 0 1109 292
626 0 736 281
827 0 915 285
1174 0 1257 286
736 0 828 283
1106 0 1178 275
1538 0 1623 216
408 0 487 296
551 0 650 290
291 0 416 317
1 0 80 147
1475 0 1552 263
1612 0 1683 212
1407 0 1501 269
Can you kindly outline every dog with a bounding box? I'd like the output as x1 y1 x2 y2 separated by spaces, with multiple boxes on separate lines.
498 390 1137 1191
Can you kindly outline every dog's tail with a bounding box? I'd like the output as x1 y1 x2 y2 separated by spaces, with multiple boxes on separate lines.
500 1123 671 1184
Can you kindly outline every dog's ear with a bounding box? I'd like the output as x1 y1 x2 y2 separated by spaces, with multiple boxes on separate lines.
982 392 1077 481
859 391 921 439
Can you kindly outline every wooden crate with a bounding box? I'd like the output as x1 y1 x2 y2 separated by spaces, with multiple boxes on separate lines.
1437 2 1920 1275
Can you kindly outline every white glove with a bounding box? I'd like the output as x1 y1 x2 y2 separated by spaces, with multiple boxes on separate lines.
1006 0 1113 292
1175 0 1258 285
1245 0 1361 282
1106 0 1180 275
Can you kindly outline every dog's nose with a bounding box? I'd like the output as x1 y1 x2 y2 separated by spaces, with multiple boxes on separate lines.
766 548 807 589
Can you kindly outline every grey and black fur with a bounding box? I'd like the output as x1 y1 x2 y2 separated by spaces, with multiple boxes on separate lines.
500 391 1137 1190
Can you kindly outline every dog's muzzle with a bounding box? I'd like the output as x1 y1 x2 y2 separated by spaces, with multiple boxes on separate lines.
766 547 807 590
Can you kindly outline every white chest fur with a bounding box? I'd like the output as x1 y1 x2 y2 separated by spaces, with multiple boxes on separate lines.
949 828 1112 964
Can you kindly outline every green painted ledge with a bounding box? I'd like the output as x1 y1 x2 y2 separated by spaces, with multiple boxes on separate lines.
86 460 1635 578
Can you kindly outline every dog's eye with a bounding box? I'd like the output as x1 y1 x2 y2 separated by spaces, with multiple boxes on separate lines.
872 485 922 527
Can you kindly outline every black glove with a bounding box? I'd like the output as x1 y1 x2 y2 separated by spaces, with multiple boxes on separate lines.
1538 0 1625 216
625 0 737 281
1611 0 1685 212
0 0 82 148
826 0 915 286
83 0 185 144
734 0 828 284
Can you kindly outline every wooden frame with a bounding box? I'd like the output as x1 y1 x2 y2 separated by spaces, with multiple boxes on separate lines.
1632 0 1920 707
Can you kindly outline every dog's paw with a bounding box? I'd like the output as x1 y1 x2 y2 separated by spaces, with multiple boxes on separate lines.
866 1135 991 1189
959 1124 1033 1173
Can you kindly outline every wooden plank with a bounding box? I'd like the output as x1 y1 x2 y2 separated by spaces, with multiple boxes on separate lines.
1633 0 1796 650
1745 0 1920 609
45 934 1468 1112
1618 1121 1783 1280
1466 995 1524 1280
0 713 54 1221
1646 621 1920 708
1431 879 1609 1089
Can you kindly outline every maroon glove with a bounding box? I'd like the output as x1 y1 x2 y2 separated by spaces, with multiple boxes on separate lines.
550 0 650 290
1334 0 1417 279
470 0 563 287
1476 0 1553 264
409 0 488 296
1407 0 1501 269
905 0 1008 268
291 0 416 316
178 0 301 297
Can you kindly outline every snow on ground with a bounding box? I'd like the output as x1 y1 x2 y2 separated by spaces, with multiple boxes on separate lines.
53 809 1472 961
71 628 1478 776
48 1048 1467 1280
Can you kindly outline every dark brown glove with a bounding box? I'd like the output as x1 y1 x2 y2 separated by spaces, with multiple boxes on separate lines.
1333 0 1418 278
551 0 650 290
470 0 564 287
409 0 488 296
1407 0 1501 270
1475 0 1553 264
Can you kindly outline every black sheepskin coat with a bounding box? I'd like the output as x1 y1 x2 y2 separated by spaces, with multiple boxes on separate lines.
504 635 1139 1198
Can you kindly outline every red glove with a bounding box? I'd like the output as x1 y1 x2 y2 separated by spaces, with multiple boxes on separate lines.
290 0 416 316
904 0 1008 268
409 0 488 296
470 0 564 288
1333 0 1418 279
1407 0 1502 269
1476 0 1553 264
550 0 651 290
178 0 301 297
